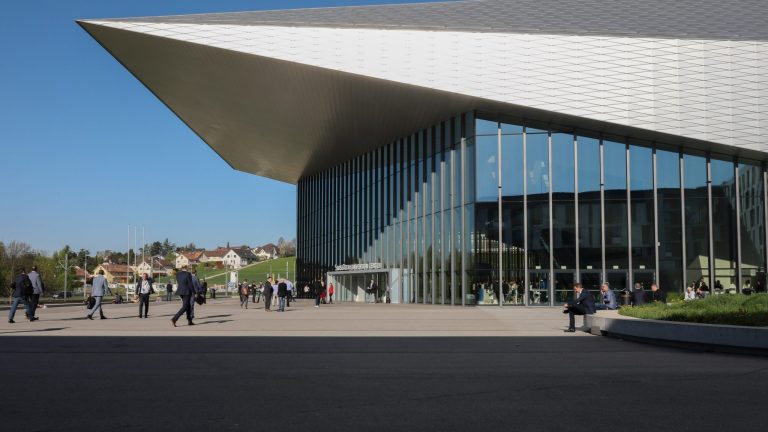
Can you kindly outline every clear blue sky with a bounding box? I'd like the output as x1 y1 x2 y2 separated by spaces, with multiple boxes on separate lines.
0 0 434 254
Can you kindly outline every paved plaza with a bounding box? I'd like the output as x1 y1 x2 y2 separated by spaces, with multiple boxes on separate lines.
0 299 766 431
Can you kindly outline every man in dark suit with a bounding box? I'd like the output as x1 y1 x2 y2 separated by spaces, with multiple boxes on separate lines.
8 267 33 323
263 277 274 311
562 282 596 332
313 279 323 307
649 283 666 303
171 266 195 327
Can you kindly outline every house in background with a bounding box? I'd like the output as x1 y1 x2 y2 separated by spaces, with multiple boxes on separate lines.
200 248 228 264
134 257 173 278
252 247 272 261
223 248 259 269
175 251 203 268
92 263 133 284
257 243 279 260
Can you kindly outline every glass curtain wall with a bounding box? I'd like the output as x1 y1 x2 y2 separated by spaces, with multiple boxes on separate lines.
738 162 766 293
297 112 768 305
551 134 576 304
656 150 683 292
683 154 710 290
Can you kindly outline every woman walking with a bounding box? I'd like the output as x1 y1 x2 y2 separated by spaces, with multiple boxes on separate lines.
137 273 154 318
328 283 334 304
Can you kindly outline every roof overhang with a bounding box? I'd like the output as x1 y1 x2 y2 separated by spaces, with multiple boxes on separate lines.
79 16 768 184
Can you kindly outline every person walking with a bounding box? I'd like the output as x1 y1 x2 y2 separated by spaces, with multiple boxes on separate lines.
87 269 108 320
250 282 257 303
28 265 45 320
165 282 173 302
263 277 274 311
277 280 288 312
285 279 293 307
255 283 263 303
171 266 195 327
369 279 379 303
313 279 323 308
137 273 154 318
240 281 250 309
328 283 334 304
8 267 34 323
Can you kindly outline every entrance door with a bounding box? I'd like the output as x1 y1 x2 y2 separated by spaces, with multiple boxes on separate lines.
554 271 576 305
606 271 628 292
528 271 550 305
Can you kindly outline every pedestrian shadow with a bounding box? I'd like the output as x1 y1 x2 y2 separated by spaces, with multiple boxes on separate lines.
196 319 234 325
0 327 67 334
200 314 232 319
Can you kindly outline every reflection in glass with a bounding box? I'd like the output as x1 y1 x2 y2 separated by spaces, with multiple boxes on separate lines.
603 141 628 269
684 154 710 288
578 137 602 270
552 134 576 274
526 132 550 303
630 146 655 270
475 135 498 202
738 163 766 293
656 150 683 292
711 158 737 291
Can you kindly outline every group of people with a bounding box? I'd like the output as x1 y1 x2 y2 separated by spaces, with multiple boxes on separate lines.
7 266 44 323
238 277 296 312
562 281 669 332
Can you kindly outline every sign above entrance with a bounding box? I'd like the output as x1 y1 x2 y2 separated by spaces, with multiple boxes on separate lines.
335 263 383 272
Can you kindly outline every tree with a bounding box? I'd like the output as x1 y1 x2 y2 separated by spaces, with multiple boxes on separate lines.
277 237 296 257
149 241 162 256
161 238 174 256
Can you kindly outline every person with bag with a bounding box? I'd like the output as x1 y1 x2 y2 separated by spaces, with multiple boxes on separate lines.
8 267 34 323
137 273 154 318
86 269 108 320
171 266 195 327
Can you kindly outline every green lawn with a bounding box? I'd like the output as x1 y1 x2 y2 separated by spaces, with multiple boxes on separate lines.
618 293 768 327
156 257 296 285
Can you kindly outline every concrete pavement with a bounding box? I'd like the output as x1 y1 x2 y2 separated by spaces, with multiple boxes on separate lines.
1 299 766 432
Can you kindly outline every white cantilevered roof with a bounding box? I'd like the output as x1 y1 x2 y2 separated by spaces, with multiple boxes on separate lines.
79 0 768 183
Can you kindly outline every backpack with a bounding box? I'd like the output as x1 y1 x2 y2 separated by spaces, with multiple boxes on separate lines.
22 276 33 296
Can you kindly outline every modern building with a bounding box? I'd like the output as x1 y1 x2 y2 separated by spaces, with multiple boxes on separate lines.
79 0 768 305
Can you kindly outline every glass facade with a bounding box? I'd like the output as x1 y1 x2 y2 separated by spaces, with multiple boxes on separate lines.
297 112 768 304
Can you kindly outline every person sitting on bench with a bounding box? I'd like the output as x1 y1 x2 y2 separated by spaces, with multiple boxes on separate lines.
562 282 596 332
595 283 617 310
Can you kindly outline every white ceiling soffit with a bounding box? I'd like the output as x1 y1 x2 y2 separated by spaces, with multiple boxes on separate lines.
84 20 768 154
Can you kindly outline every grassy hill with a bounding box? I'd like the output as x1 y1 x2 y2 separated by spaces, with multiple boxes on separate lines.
158 257 296 286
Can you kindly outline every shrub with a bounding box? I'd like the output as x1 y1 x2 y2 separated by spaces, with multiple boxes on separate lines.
618 293 768 327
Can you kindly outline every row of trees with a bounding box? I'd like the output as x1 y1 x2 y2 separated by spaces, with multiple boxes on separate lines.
0 236 298 296
0 242 98 297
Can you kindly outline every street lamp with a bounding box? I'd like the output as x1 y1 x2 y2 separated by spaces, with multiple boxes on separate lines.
57 253 76 301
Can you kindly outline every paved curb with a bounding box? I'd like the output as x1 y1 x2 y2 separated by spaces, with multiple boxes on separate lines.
586 313 768 356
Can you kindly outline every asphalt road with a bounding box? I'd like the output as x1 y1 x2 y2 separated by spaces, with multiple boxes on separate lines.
1 335 766 432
